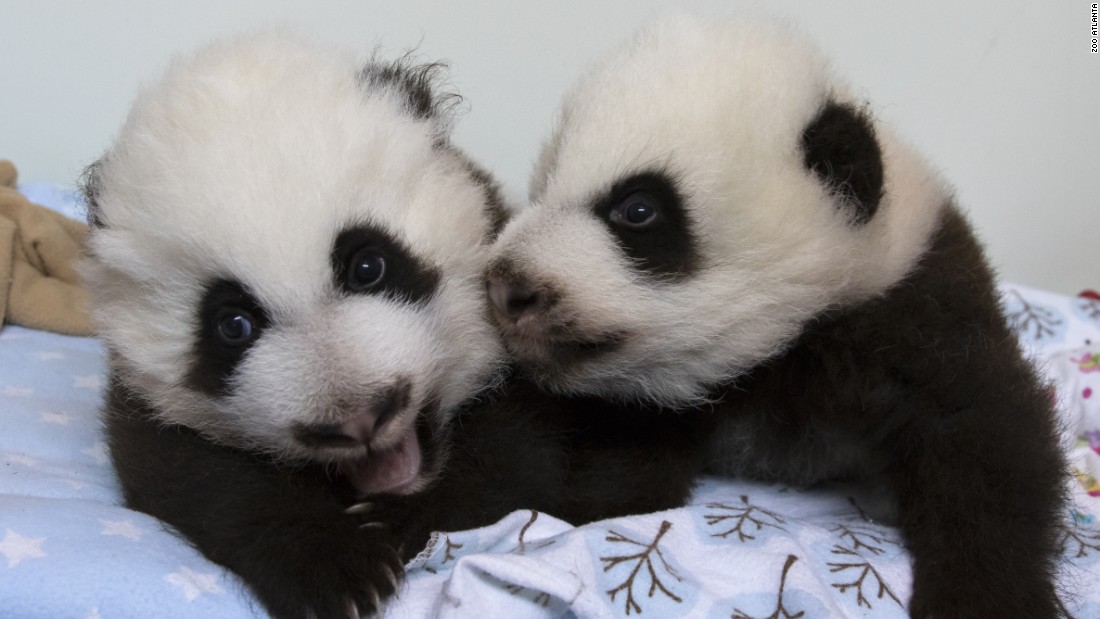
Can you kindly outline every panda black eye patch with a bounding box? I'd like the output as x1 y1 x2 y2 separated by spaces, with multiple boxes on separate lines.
593 171 699 279
186 279 271 397
331 224 440 304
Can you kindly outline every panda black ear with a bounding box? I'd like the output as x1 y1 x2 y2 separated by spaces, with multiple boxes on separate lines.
79 157 106 228
800 101 884 225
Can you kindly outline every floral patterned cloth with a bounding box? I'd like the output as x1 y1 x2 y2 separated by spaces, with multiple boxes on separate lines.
2 184 1099 618
1004 284 1100 509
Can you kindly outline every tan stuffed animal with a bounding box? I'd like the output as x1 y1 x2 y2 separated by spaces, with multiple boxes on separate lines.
0 160 92 336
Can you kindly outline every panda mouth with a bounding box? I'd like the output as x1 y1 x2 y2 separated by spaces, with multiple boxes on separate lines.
485 272 627 363
295 383 432 496
338 424 422 496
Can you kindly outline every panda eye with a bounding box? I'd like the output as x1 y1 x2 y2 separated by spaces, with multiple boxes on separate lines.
348 248 386 291
215 308 257 346
609 193 660 230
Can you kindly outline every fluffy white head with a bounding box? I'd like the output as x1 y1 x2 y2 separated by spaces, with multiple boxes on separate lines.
488 16 947 406
80 32 505 493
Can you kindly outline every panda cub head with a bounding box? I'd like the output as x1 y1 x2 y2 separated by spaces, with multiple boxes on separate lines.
80 33 506 495
487 16 947 406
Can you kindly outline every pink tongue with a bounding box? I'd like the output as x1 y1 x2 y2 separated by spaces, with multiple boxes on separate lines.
342 426 422 496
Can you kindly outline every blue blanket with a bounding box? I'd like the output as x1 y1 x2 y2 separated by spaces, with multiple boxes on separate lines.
3 184 1099 618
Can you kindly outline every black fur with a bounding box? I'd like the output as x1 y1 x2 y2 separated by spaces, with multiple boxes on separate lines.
105 373 711 619
78 158 106 228
331 224 441 305
593 171 699 278
460 155 510 241
185 279 271 397
705 205 1067 618
105 377 404 618
800 102 884 225
359 56 460 124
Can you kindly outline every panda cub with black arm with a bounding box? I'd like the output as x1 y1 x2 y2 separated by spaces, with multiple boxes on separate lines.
80 32 710 619
487 17 1068 618
78 33 509 617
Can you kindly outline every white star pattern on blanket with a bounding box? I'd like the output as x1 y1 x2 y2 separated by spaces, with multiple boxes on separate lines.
81 441 109 466
5 454 39 468
2 386 33 398
165 566 224 601
0 529 47 567
40 411 72 426
72 375 101 391
99 519 144 541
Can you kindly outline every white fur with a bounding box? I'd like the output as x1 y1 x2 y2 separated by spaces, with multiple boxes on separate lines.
80 32 505 464
492 15 948 406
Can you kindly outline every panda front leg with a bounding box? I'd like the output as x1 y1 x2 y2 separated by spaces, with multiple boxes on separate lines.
207 474 407 619
106 386 407 619
884 391 1067 618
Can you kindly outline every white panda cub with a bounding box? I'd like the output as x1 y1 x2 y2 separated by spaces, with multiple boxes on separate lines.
487 17 1067 618
79 33 507 618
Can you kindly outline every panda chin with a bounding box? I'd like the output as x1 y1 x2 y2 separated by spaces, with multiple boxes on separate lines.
339 425 423 496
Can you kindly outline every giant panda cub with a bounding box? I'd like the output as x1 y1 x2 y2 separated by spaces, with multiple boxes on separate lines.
80 32 708 619
487 17 1068 618
77 33 508 617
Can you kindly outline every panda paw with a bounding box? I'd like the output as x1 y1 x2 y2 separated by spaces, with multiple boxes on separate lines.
240 518 406 619
346 496 435 562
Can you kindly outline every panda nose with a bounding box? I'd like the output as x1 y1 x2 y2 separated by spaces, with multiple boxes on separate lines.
487 276 544 321
294 382 409 448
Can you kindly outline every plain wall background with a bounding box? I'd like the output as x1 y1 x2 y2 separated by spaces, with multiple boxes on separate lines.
2 1 1096 294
